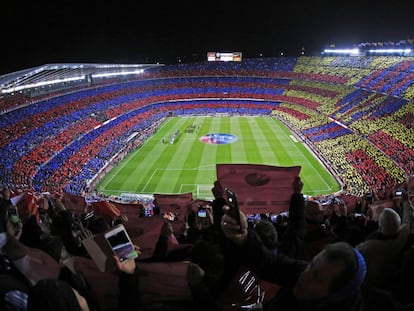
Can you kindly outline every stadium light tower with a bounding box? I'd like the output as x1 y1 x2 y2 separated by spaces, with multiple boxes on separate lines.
368 48 412 56
323 48 360 56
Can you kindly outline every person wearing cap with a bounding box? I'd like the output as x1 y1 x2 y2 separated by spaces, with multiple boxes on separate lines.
220 176 366 311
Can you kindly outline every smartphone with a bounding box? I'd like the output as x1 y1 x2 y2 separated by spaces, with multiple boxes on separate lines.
198 205 207 218
104 224 138 262
8 206 19 225
395 190 403 196
225 188 241 228
8 206 18 217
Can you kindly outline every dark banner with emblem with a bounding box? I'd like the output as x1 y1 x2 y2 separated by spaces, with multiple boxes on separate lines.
217 164 301 214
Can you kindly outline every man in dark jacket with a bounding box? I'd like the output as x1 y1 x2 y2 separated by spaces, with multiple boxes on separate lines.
220 176 366 311
26 254 140 311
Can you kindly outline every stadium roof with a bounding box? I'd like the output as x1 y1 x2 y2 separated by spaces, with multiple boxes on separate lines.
0 63 163 94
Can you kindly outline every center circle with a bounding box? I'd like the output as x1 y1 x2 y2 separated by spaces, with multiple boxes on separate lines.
199 133 237 145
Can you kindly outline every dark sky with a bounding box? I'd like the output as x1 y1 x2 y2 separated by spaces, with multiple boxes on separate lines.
2 0 414 75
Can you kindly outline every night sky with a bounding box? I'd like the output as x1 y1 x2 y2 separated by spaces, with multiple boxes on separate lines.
2 0 414 75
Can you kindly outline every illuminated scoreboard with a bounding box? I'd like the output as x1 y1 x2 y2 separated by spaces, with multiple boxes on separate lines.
207 51 242 62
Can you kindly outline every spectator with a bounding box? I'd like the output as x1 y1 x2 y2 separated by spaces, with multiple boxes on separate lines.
27 279 88 311
188 239 227 310
0 187 14 234
254 218 279 253
295 200 338 261
273 213 288 240
391 243 414 305
398 189 414 247
220 176 366 311
27 254 140 311
356 208 409 290
19 211 64 263
0 250 31 311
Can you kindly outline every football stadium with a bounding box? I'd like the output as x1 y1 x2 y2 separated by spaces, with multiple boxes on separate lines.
1 48 414 310
1 54 413 200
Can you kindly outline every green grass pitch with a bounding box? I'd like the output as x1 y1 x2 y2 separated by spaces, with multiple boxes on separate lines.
96 116 340 199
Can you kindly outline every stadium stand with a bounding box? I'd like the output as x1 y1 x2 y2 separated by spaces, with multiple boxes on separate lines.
1 55 414 310
1 56 413 197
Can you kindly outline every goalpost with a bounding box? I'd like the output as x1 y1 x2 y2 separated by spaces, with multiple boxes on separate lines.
179 184 214 200
196 184 214 199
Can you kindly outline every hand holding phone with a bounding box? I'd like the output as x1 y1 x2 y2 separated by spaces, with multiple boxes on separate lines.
225 188 241 228
8 206 20 225
113 253 137 274
104 224 138 262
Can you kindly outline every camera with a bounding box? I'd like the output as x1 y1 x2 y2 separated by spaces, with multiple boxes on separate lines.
197 205 207 218
225 188 241 228
395 190 403 197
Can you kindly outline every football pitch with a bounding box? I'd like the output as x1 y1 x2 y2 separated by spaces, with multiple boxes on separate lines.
96 116 340 199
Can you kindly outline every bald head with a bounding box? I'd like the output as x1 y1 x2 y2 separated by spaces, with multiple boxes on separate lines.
305 200 323 224
378 208 401 236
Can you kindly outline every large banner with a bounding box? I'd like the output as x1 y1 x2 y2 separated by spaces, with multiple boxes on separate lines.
62 192 87 215
82 215 166 271
216 164 301 214
153 192 193 221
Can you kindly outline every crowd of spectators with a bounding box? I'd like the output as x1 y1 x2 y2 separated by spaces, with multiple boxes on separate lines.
0 55 414 311
0 57 414 311
1 174 414 311
1 56 413 198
